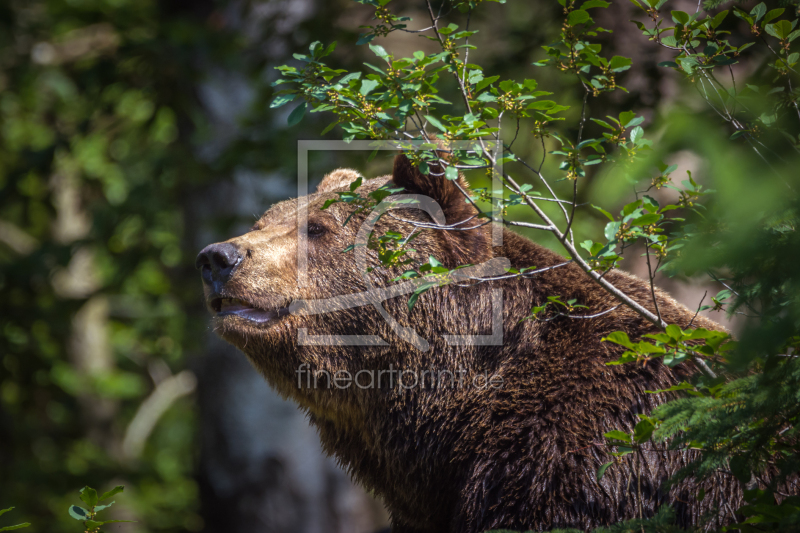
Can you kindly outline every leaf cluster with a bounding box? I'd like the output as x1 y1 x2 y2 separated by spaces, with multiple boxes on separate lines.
68 486 131 533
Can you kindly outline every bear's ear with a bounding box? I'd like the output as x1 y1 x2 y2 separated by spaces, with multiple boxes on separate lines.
391 153 477 226
392 152 491 264
316 169 362 193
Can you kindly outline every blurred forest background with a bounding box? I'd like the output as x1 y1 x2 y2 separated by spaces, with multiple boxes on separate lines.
0 0 764 531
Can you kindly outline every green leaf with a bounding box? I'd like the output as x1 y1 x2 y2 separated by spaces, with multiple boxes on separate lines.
597 462 613 481
445 166 459 180
774 19 793 39
321 121 339 136
568 9 592 25
608 56 632 72
631 213 659 226
475 75 500 92
526 100 557 110
424 115 448 132
0 510 11 519
360 79 380 95
287 102 307 126
710 10 728 28
408 285 433 311
645 382 695 394
616 446 634 456
80 487 98 508
591 118 614 130
618 111 636 127
320 41 337 58
498 79 515 92
604 221 621 242
68 506 89 521
467 69 484 84
593 205 615 221
356 32 376 45
665 324 682 340
671 10 690 25
438 23 459 35
642 195 659 210
270 93 297 108
0 525 31 531
582 0 611 9
634 341 665 354
99 486 124 502
603 331 634 349
93 502 115 513
633 419 655 443
732 8 754 26
604 430 631 442
369 43 390 60
750 2 766 22
766 20 792 39
762 8 784 25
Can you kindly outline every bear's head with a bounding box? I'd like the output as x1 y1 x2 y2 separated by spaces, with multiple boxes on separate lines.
196 153 495 417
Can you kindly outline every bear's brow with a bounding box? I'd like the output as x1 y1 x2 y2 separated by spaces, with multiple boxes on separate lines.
249 198 301 231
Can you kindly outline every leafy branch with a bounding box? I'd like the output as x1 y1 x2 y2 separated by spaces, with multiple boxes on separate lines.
68 486 132 533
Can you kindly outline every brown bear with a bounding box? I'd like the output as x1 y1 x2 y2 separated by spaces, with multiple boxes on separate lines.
196 153 742 532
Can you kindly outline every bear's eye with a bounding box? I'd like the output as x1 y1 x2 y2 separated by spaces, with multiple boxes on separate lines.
307 222 327 238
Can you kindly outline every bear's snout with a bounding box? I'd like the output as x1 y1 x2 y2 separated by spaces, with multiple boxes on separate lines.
196 242 243 288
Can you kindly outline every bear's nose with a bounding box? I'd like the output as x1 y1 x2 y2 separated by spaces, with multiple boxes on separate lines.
196 242 243 284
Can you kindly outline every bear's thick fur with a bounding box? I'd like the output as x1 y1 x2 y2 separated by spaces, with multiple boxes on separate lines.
198 154 744 532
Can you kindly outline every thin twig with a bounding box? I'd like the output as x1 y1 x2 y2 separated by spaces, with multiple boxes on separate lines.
504 220 555 231
644 243 663 325
687 291 708 329
384 210 491 231
457 260 573 285
555 304 622 320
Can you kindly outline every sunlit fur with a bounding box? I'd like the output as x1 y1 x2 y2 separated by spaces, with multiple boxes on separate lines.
203 155 743 533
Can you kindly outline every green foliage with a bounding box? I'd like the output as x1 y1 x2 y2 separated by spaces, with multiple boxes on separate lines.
523 295 589 322
630 0 800 149
275 0 800 530
0 508 30 531
4 0 800 529
68 486 131 533
0 0 347 529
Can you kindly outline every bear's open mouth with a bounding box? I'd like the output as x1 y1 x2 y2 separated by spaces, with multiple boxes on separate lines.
211 297 290 324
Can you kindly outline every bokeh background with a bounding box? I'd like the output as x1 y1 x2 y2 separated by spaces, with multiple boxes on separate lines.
0 0 748 531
